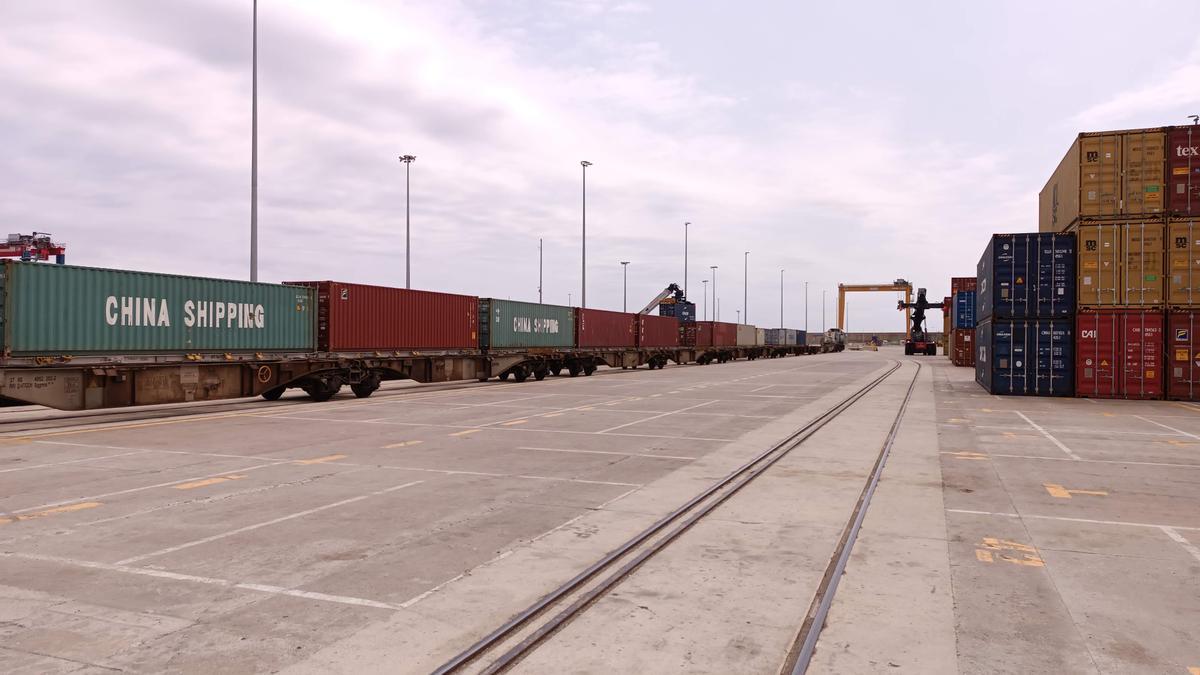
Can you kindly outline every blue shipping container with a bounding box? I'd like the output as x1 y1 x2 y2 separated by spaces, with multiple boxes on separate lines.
952 291 976 329
975 318 1074 396
659 301 695 322
977 233 1075 320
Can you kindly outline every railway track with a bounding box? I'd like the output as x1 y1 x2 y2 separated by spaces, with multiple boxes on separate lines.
433 359 920 675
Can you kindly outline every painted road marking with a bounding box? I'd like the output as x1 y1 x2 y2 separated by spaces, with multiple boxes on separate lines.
384 440 424 448
598 400 717 433
174 475 246 490
1188 667 1200 675
1044 483 1108 499
1016 411 1082 460
1161 527 1200 564
0 502 102 525
948 451 989 460
518 446 696 461
450 429 480 437
976 537 1044 567
0 450 151 474
1 551 403 611
541 412 564 418
1135 414 1200 440
117 480 424 565
946 508 1200 532
500 419 527 426
946 418 969 423
938 450 1200 469
295 454 347 465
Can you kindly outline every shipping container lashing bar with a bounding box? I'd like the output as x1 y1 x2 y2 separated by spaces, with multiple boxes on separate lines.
837 280 913 338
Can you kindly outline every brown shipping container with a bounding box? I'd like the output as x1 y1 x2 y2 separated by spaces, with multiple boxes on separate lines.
638 314 680 348
1039 128 1166 232
942 296 952 358
1167 125 1200 216
1075 219 1165 307
575 308 636 348
285 281 477 351
1076 309 1163 400
1168 311 1200 399
1167 217 1200 306
689 321 735 347
950 277 977 294
950 328 973 366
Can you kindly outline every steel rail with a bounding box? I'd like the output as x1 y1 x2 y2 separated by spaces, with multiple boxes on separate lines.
433 359 905 675
781 360 922 674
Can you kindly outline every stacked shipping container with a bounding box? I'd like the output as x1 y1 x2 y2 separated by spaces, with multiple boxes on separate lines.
948 277 976 367
975 233 1077 396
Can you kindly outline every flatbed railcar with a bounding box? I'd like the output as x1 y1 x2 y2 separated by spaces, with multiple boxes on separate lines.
0 262 830 411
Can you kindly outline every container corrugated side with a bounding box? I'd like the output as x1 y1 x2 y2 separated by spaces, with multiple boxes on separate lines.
479 299 574 349
285 281 476 351
977 233 1076 320
975 318 1074 396
1039 128 1166 232
1073 219 1165 308
952 291 976 329
638 314 679 348
1167 217 1200 306
735 324 756 346
950 328 973 366
1167 125 1200 216
711 322 737 346
1076 309 1163 399
950 277 977 294
0 261 314 355
576 308 637 348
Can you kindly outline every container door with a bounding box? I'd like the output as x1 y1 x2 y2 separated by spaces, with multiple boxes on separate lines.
1078 225 1120 307
1123 131 1165 214
1123 221 1165 306
1169 313 1200 400
1167 126 1200 216
1080 134 1121 217
1122 312 1163 399
1168 220 1200 306
1034 320 1073 396
1076 313 1118 397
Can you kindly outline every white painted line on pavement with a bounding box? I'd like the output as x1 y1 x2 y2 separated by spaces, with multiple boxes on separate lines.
945 508 1200 532
116 480 424 565
0 450 150 474
938 451 1200 469
1160 527 1200 563
517 446 696 461
1015 411 1081 460
0 551 402 611
597 400 718 433
1134 415 1200 440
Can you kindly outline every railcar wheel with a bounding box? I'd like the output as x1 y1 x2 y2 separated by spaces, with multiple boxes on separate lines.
583 364 596 376
500 372 511 381
261 386 285 401
306 376 342 403
513 367 529 383
534 368 547 381
568 363 581 377
351 382 379 398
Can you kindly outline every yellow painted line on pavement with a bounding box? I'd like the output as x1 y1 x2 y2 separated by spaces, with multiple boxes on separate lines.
1187 667 1199 675
1044 483 1108 499
385 440 423 449
541 412 564 418
975 550 994 563
296 454 347 465
174 475 246 490
948 452 989 461
450 429 480 437
500 419 527 426
1 501 102 524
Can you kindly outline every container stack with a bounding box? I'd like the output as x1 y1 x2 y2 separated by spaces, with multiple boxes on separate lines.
948 277 976 367
941 296 952 358
975 233 1077 396
1038 123 1200 399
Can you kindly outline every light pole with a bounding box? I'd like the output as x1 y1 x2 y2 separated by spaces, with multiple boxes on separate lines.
710 266 718 321
805 281 809 333
538 238 543 303
822 289 827 331
580 160 592 308
398 154 416 288
780 269 784 329
621 261 630 312
743 251 749 324
568 292 572 305
702 279 709 320
250 0 258 282
736 309 741 323
684 222 690 299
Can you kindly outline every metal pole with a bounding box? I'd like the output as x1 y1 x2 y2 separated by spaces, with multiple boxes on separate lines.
822 289 826 331
581 160 592 308
538 238 543 303
805 281 809 332
684 222 689 299
250 0 257 282
398 155 416 288
780 269 784 329
621 261 630 312
737 310 740 323
744 250 749 324
711 266 718 321
702 280 708 320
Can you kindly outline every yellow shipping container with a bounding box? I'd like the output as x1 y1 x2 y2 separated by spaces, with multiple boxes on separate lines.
1075 219 1165 307
1168 217 1200 306
1039 128 1166 232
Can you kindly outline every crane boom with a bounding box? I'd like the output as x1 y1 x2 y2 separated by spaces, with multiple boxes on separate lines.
0 232 66 264
639 283 685 314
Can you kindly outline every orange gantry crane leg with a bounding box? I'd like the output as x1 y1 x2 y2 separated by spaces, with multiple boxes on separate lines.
837 280 914 339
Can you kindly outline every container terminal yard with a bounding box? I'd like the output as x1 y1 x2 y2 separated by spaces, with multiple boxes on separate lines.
4 3 1200 674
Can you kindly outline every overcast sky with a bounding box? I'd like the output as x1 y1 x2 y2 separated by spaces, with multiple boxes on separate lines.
3 1 1200 331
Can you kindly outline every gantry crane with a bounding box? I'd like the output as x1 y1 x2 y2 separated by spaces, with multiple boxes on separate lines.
0 233 66 264
837 279 913 337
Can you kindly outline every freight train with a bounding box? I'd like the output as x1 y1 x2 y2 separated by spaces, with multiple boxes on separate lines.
0 262 822 411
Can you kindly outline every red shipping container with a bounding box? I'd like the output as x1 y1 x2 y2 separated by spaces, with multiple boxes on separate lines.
950 328 974 367
1076 309 1163 399
576 308 637 348
1167 126 1200 216
692 321 737 346
284 281 477 351
951 277 978 294
1167 311 1200 400
638 314 680 348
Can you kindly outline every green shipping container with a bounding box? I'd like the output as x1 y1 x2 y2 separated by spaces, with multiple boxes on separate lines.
0 261 315 355
479 298 574 349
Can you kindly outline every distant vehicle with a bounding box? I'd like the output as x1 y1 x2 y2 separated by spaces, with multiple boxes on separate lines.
821 328 846 353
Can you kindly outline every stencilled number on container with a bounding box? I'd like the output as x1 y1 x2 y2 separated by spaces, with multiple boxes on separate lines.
1086 240 1098 251
1086 151 1099 162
